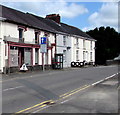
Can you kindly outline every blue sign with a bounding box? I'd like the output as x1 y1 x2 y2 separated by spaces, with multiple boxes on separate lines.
41 37 47 44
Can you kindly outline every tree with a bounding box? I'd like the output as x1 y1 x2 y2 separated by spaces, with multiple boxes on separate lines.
86 26 120 65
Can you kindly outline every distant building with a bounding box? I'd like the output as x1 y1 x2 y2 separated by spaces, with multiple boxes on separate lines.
0 5 96 73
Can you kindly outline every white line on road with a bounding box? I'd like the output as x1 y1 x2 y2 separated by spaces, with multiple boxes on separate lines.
91 73 118 86
3 86 24 92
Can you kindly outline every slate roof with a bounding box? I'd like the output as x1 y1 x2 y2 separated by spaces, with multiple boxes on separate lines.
1 5 94 40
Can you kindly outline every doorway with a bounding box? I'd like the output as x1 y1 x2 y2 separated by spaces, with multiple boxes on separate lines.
18 47 24 67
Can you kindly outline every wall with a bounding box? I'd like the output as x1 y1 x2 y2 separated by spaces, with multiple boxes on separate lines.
71 36 95 63
0 22 56 72
56 34 71 67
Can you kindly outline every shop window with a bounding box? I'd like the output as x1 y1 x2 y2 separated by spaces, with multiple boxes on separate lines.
24 48 31 66
35 49 39 64
10 46 18 67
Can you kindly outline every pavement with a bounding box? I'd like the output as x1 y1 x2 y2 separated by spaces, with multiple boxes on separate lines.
1 65 120 114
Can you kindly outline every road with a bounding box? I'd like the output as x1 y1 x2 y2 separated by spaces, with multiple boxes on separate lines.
1 65 119 113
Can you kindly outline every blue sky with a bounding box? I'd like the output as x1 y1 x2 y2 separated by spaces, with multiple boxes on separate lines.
0 0 118 32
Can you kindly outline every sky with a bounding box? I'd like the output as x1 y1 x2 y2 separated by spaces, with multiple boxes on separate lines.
0 0 119 32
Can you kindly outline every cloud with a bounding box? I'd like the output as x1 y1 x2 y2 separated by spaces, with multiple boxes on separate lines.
1 0 88 18
83 2 118 32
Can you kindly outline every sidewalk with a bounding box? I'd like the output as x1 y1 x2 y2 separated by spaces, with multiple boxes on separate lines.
40 74 119 113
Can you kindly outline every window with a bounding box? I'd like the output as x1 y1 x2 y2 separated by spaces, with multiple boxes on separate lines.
76 50 79 61
24 48 31 66
63 50 66 62
90 52 92 61
83 40 85 49
10 46 18 67
35 32 39 44
83 51 85 61
35 49 39 64
90 41 92 50
63 36 66 46
76 38 79 47
18 28 23 39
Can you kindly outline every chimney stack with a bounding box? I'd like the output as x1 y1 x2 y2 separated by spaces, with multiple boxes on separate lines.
46 14 60 24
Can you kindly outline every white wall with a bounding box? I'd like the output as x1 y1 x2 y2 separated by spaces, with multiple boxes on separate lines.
0 22 56 72
2 22 19 38
56 34 71 67
24 28 35 44
71 36 95 63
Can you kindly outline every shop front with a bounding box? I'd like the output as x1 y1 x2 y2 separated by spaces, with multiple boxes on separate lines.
6 41 40 73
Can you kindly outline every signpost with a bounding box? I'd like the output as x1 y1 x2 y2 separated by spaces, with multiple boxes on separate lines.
40 37 47 71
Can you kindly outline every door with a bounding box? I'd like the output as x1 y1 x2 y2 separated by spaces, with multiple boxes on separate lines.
52 54 63 69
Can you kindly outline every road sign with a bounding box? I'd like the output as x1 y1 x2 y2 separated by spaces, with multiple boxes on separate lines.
40 44 47 53
41 37 47 44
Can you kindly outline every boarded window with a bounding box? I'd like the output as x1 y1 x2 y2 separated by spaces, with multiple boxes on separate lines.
24 48 31 66
10 46 18 67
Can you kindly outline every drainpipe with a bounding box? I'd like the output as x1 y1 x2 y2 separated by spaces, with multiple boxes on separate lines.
55 34 57 56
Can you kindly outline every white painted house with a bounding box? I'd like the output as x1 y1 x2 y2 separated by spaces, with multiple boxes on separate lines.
0 5 95 73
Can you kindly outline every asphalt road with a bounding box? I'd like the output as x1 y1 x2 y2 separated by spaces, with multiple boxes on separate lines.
1 65 119 113
40 75 119 113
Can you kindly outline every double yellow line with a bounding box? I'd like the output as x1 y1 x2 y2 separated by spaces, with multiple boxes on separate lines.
15 100 55 114
59 85 90 98
15 85 90 114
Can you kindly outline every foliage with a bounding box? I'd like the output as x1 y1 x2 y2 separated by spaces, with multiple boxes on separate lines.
86 26 120 65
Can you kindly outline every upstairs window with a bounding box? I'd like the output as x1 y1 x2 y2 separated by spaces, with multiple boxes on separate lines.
83 40 86 49
76 38 79 46
18 28 23 39
35 32 39 44
63 36 66 46
90 41 92 50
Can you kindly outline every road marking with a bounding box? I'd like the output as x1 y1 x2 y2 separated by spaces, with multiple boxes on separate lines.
16 100 54 113
61 85 90 99
32 105 49 113
60 99 70 104
59 85 88 97
91 73 118 86
3 86 24 92
15 72 119 113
